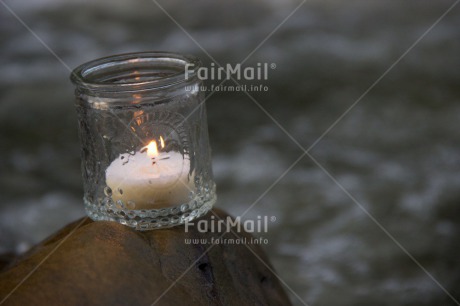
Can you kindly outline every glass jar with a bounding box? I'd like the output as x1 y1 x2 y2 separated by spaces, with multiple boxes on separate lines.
70 52 216 230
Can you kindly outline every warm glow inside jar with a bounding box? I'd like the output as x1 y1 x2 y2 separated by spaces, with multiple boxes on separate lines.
70 52 216 230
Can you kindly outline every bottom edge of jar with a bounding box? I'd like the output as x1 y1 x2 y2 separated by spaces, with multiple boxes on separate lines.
84 198 215 230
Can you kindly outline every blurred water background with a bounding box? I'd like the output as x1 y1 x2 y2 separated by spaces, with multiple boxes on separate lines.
1 0 460 305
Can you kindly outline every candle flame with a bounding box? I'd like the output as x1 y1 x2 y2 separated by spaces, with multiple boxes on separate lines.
144 136 165 157
146 140 158 157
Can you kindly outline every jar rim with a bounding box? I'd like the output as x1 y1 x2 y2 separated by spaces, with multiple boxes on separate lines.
70 51 201 94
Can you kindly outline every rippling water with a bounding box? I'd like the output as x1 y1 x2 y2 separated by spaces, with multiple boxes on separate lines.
1 0 460 305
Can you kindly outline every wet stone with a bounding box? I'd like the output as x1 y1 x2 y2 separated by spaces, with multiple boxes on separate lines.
0 209 290 306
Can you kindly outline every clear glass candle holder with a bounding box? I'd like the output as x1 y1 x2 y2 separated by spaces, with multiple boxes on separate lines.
70 52 216 230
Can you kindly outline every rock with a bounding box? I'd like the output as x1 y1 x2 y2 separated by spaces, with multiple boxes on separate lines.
0 209 291 305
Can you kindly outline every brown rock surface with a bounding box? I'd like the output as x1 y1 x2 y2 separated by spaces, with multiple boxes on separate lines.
0 209 291 305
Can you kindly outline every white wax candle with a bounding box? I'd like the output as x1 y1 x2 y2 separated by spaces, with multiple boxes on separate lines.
105 140 193 210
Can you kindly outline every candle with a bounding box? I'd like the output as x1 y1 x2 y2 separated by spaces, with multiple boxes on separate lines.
105 137 193 210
